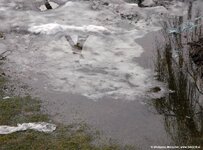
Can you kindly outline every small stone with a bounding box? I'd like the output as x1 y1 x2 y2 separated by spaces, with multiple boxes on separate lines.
0 32 4 39
150 87 161 93
103 2 109 6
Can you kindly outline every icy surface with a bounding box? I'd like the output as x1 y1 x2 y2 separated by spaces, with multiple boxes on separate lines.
0 122 56 134
0 0 186 100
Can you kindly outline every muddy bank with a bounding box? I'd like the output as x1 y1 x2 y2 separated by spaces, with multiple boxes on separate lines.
0 82 131 150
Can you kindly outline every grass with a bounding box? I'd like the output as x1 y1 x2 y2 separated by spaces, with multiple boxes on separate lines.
0 74 135 150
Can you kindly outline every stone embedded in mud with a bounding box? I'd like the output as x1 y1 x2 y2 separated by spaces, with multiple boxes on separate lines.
149 86 161 93
45 0 52 10
39 1 59 11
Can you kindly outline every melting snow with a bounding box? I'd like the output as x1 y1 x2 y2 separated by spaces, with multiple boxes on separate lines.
28 23 110 35
2 96 11 100
0 0 184 100
0 122 56 134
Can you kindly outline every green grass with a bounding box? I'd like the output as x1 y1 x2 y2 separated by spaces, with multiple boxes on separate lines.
0 96 48 125
0 75 136 150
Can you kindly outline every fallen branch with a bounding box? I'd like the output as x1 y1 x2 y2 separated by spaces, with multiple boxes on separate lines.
0 50 12 60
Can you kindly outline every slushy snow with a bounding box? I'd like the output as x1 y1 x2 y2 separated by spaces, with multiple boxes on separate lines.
0 122 56 134
0 0 186 100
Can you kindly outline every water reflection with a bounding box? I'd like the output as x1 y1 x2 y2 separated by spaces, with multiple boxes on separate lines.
153 2 203 146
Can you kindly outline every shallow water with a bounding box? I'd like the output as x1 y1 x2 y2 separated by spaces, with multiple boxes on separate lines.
0 0 203 149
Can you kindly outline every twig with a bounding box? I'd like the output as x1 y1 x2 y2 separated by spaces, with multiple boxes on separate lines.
0 50 12 60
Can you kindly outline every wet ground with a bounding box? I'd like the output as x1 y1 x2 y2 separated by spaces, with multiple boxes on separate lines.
0 0 203 149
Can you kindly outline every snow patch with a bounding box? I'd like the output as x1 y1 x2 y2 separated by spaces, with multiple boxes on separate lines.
2 96 11 100
0 122 56 134
28 23 110 35
7 27 163 100
0 0 172 101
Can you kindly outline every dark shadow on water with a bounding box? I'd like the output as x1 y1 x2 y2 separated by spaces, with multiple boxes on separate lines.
153 1 203 147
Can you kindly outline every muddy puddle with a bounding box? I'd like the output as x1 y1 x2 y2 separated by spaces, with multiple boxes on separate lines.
0 0 203 149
